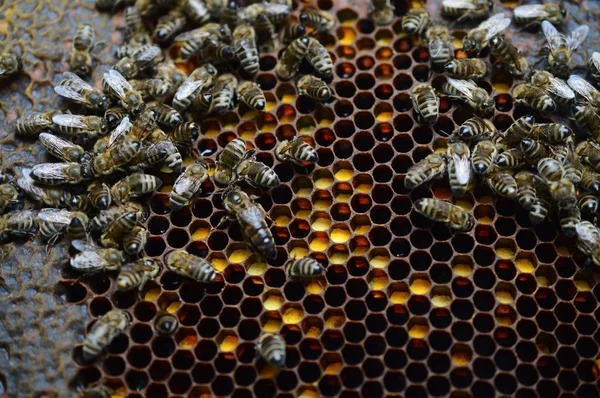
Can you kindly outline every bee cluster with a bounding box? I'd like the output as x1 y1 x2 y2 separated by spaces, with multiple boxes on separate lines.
6 0 342 391
401 5 600 267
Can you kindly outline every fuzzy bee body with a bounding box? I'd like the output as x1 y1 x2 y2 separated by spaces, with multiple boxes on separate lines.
276 136 319 166
170 161 209 210
31 163 83 185
495 148 525 169
258 333 286 367
233 24 259 75
520 138 549 162
100 210 138 248
488 170 517 199
445 59 488 80
575 221 600 266
513 3 567 28
529 190 552 224
155 314 179 335
102 69 145 113
404 153 446 189
462 13 511 54
281 22 306 45
215 138 247 185
411 83 439 125
489 35 529 76
504 115 535 144
299 8 335 32
515 171 537 210
152 104 183 127
426 23 454 71
211 74 238 113
17 169 72 208
155 10 187 43
285 257 325 279
276 37 310 80
443 78 494 115
123 225 148 255
70 240 127 274
223 188 276 259
306 37 333 80
578 193 599 215
401 7 429 34
130 78 172 99
111 173 162 203
297 75 331 102
447 141 471 196
38 133 84 163
70 24 98 76
441 0 494 22
56 71 109 110
0 53 23 77
414 198 474 231
173 64 217 111
559 206 580 237
237 81 266 111
235 156 280 189
93 138 142 176
457 115 494 141
15 111 60 137
117 258 160 291
82 309 131 361
471 140 497 175
165 249 216 282
513 83 556 114
169 122 200 148
541 21 588 78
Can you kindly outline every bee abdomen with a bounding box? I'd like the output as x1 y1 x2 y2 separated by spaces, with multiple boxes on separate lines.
285 257 325 279
259 333 286 367
245 222 276 259
169 191 191 211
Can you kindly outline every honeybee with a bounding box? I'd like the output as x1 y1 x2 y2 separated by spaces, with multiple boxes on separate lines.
257 2 291 25
222 187 277 259
127 109 157 143
576 141 600 171
258 333 286 367
578 192 599 215
541 21 588 78
154 10 187 43
276 37 310 81
503 114 535 144
513 3 567 29
537 157 564 181
232 24 259 75
563 146 583 183
256 14 276 52
531 123 572 144
559 206 581 237
525 72 574 113
52 114 106 138
100 210 138 249
190 92 213 115
426 23 454 71
496 148 525 169
176 24 231 59
211 74 237 113
17 169 72 207
306 37 333 80
235 153 280 189
104 107 129 130
111 173 162 203
55 72 108 110
93 138 142 176
572 104 600 143
183 0 210 25
102 69 145 114
514 171 537 210
0 183 20 215
520 138 550 162
441 0 494 23
151 104 183 127
237 81 266 111
299 8 335 32
489 35 529 76
170 161 209 210
275 136 319 166
200 41 234 64
70 240 127 275
410 83 439 125
447 141 471 196
125 225 148 255
153 60 187 88
589 52 600 85
400 7 428 34
414 198 474 231
93 116 133 155
462 13 511 54
488 170 518 199
68 212 89 242
86 182 111 211
567 75 600 111
405 153 446 189
0 53 23 77
161 140 183 173
575 221 600 266
581 166 600 193
38 133 84 163
457 115 494 140
285 257 326 279
281 22 306 46
443 78 495 115
165 249 217 282
15 111 60 137
471 140 497 175
220 0 238 26
529 189 552 224
124 6 151 45
128 141 173 172
445 59 488 80
82 309 131 361
31 163 83 185
70 24 102 76
155 313 179 335
0 210 37 240
89 203 147 232
173 64 217 111
215 138 247 185
513 83 556 114
117 258 159 291
297 75 332 102
169 122 199 148
537 157 576 208
130 78 172 99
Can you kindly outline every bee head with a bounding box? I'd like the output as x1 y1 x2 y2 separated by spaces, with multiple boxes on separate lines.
560 5 568 18
462 37 476 52
488 36 500 48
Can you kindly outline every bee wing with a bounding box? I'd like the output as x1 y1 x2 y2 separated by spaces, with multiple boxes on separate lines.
545 76 575 100
23 113 54 129
104 69 133 99
453 153 471 184
446 78 478 101
38 208 72 224
175 75 206 100
187 0 209 13
513 4 549 18
480 14 512 41
16 168 44 199
174 28 211 42
52 114 88 129
71 239 100 252
428 38 446 56
31 163 74 182
54 85 87 103
60 71 94 90
591 52 600 69
71 250 108 270
108 117 132 147
541 21 563 52
173 171 204 195
566 25 589 52
442 0 476 9
132 45 161 64
568 75 599 104
39 133 77 160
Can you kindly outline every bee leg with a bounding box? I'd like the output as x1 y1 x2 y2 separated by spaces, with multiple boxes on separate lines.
138 276 150 291
215 214 232 229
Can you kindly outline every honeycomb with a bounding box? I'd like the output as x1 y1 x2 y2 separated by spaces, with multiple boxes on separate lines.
1 0 600 396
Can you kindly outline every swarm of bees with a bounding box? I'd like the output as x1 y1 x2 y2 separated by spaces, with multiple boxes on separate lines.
399 4 600 267
8 0 338 386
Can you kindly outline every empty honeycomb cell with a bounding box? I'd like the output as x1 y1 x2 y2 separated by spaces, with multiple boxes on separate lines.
412 65 430 83
90 297 112 317
393 73 413 90
133 301 156 323
128 345 152 369
354 111 376 130
103 356 125 376
575 292 596 313
409 229 433 249
125 370 149 392
151 194 171 215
